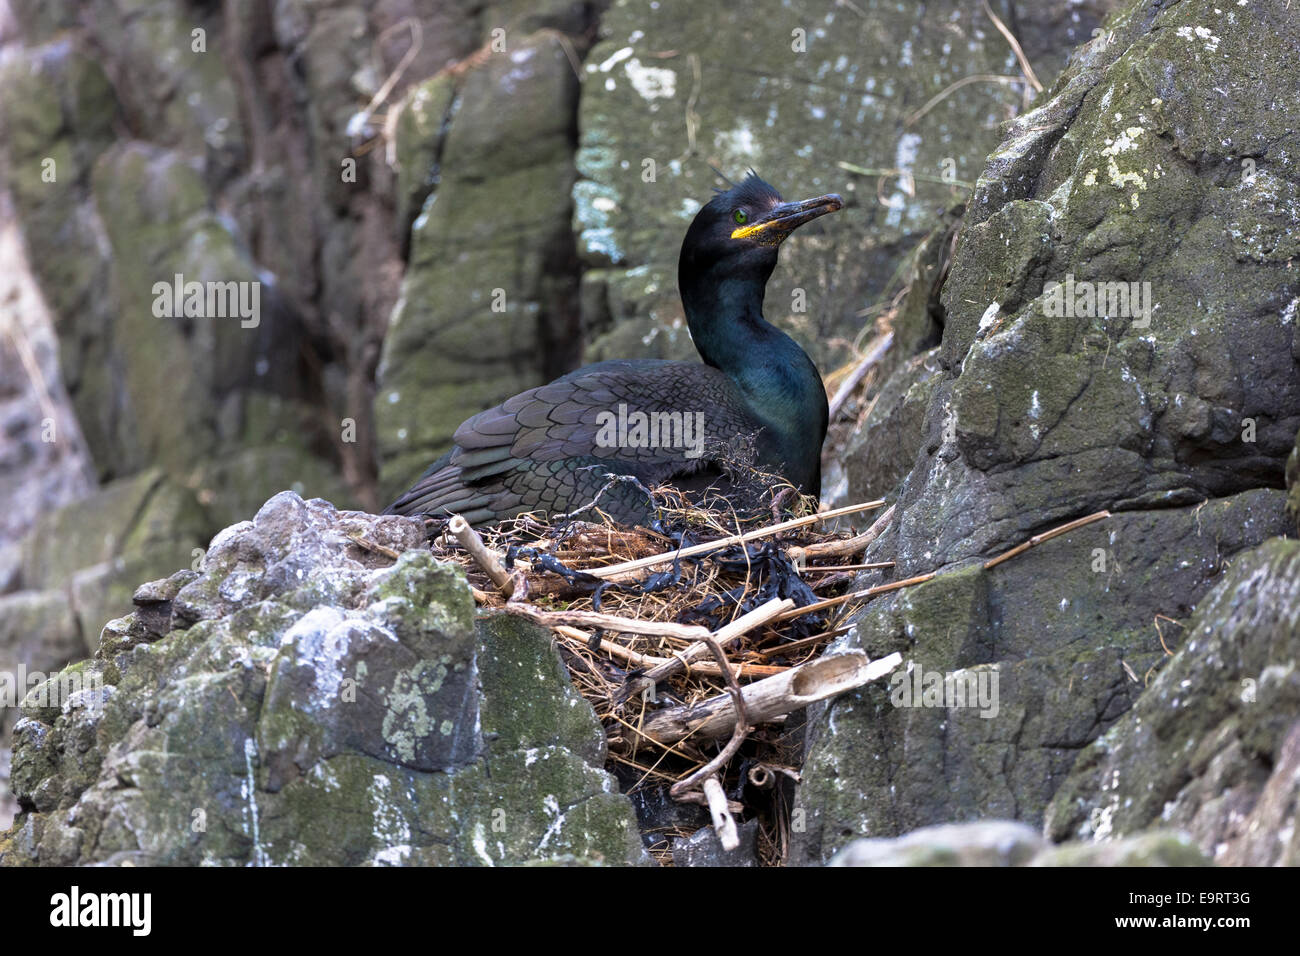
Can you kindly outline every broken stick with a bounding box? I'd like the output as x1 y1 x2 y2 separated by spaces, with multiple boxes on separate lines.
641 650 903 744
448 514 515 597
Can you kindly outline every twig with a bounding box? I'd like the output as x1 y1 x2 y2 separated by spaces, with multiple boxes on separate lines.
585 500 886 581
449 514 515 596
553 625 788 678
668 632 752 799
774 511 1112 627
349 18 422 141
702 775 739 852
622 597 794 699
505 604 711 640
787 503 895 566
804 562 895 572
982 511 1110 570
827 330 895 421
345 532 401 560
904 74 1025 126
1154 614 1184 656
751 627 851 659
981 0 1043 93
772 572 936 624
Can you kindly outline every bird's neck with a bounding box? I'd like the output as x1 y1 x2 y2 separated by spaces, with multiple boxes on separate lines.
680 272 828 490
681 275 778 373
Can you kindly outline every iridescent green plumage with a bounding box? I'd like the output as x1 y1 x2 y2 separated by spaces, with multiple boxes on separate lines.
385 175 841 525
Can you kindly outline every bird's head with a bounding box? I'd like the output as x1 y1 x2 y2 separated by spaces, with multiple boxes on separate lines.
679 173 843 286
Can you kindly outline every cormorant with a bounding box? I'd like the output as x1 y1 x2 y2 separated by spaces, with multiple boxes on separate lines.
384 173 842 525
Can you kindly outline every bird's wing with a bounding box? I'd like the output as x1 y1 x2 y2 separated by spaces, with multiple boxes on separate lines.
385 360 759 522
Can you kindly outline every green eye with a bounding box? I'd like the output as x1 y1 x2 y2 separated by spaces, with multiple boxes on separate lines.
733 209 748 225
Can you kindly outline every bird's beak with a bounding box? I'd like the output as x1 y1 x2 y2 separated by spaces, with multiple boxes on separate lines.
731 193 844 244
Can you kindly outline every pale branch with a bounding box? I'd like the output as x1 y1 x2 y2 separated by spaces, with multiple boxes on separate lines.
449 514 515 597
786 502 895 566
620 597 794 700
643 651 903 744
582 500 886 581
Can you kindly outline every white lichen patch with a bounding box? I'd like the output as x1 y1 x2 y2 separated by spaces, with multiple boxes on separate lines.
594 46 633 73
1282 297 1299 325
471 821 495 866
1106 156 1147 204
624 58 676 100
1101 126 1146 156
537 793 566 851
1176 25 1222 53
713 122 760 165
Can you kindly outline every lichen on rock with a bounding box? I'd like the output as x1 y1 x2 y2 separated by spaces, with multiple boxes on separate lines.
0 492 646 867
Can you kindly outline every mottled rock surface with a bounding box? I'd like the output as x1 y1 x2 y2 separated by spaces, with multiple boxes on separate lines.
376 23 589 497
793 0 1299 863
1046 539 1300 866
0 493 647 866
830 821 1208 866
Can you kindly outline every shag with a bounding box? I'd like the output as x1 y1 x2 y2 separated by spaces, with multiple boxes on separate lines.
385 174 842 525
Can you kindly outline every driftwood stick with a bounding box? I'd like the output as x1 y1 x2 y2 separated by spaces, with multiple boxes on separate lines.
582 500 886 580
786 503 895 565
644 651 903 744
449 514 515 597
504 604 712 640
702 775 739 852
553 625 788 678
669 633 752 799
622 597 794 699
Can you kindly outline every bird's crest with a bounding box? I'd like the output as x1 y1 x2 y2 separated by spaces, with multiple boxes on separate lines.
709 169 782 209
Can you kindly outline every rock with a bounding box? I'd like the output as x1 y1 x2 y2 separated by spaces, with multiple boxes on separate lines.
0 1 408 506
1045 539 1300 866
794 0 1300 863
375 30 587 500
791 489 1290 862
672 820 759 867
842 348 944 505
1 470 210 828
1032 832 1210 867
0 492 647 866
0 590 86 829
827 821 1210 865
0 195 96 564
17 468 210 643
1287 425 1300 532
901 0 1299 571
828 821 1044 866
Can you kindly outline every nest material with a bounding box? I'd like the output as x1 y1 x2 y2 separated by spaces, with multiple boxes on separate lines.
417 472 895 865
371 466 1112 865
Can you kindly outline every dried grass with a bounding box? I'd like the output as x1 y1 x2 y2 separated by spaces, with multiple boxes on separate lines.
417 472 892 865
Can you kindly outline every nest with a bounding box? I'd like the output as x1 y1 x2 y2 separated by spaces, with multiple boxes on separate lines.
411 470 899 866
